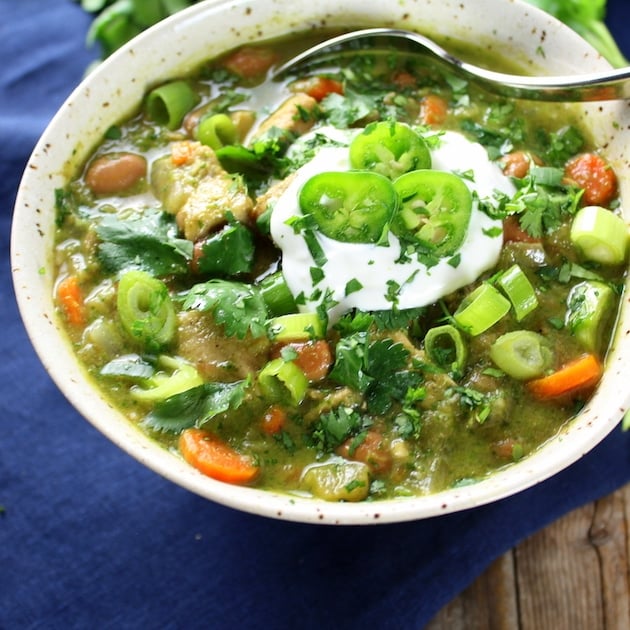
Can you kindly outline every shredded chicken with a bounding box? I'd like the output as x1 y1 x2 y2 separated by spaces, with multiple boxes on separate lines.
251 92 318 140
150 140 253 241
176 310 270 382
251 173 297 220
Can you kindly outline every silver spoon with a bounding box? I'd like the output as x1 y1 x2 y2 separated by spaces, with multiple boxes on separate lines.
273 27 630 102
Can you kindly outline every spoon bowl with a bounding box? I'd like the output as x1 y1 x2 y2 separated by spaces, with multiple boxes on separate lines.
274 27 630 101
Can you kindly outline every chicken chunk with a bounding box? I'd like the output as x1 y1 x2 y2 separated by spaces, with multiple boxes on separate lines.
151 140 253 241
176 310 270 382
251 173 297 220
252 92 318 141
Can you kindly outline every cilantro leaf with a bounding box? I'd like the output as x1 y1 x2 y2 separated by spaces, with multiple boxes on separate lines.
371 307 425 331
196 216 255 276
506 169 582 238
321 88 377 127
310 407 366 452
535 125 584 166
365 339 421 414
181 279 268 338
329 333 422 415
328 332 373 392
96 208 192 276
143 379 250 433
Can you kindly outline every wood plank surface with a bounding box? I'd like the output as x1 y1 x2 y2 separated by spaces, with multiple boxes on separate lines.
426 484 630 629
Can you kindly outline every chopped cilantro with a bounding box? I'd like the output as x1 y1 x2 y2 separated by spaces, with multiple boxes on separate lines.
96 208 193 276
321 88 377 128
144 378 250 433
345 278 363 296
181 280 268 339
54 188 76 227
310 407 366 452
195 215 255 276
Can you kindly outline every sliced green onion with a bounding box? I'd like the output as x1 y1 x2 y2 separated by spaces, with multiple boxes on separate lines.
196 113 237 150
130 0 167 27
117 270 176 351
131 355 203 402
424 324 468 372
570 205 629 265
453 283 511 335
301 460 370 502
145 80 198 130
497 264 539 321
259 272 297 317
565 280 616 352
258 358 308 405
489 331 553 380
267 312 325 341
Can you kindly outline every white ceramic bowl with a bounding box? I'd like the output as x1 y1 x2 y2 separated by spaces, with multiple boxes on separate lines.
11 0 630 524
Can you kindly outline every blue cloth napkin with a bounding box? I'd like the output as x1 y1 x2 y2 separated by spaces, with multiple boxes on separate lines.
2 2 630 628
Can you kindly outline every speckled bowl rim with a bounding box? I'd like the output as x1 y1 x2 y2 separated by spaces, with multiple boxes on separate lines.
11 0 630 524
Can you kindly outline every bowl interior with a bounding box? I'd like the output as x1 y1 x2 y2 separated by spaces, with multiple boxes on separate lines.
11 0 630 524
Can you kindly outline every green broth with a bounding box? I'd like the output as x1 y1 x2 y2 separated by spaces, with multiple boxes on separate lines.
53 31 627 502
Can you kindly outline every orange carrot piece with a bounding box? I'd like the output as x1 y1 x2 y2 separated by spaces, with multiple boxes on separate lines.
419 94 448 126
564 152 618 207
272 339 333 382
56 275 85 326
261 404 287 435
171 141 194 166
222 46 279 79
392 71 416 88
292 77 344 102
527 354 603 400
179 428 259 484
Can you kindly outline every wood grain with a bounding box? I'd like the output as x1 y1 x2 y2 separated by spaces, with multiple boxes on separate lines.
426 484 630 629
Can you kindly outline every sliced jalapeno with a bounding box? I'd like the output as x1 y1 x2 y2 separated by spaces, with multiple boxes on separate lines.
298 171 397 244
349 121 431 179
392 169 472 257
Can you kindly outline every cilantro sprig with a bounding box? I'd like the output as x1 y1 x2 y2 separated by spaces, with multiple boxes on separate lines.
144 378 250 433
180 280 268 339
95 208 193 276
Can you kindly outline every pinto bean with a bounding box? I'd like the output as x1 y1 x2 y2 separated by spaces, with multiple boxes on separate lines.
85 152 147 195
500 151 542 178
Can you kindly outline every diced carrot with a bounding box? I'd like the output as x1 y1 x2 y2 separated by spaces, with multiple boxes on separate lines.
337 430 392 476
271 339 333 382
564 152 618 207
392 71 416 88
56 275 86 326
222 46 279 79
502 215 539 243
291 76 344 101
171 141 194 166
419 94 448 126
527 354 603 400
179 428 259 484
261 404 287 435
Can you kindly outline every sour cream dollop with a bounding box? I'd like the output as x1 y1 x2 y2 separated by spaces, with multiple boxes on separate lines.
270 128 515 323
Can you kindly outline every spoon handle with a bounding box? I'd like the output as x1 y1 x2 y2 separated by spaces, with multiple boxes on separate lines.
274 27 630 102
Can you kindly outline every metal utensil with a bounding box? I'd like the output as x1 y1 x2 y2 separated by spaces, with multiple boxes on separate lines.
273 27 630 102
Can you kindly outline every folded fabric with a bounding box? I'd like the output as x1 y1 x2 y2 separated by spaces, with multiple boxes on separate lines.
2 2 630 628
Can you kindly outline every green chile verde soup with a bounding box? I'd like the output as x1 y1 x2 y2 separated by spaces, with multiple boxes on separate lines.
53 31 628 502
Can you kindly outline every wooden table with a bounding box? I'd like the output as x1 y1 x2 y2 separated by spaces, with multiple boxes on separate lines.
426 483 630 629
